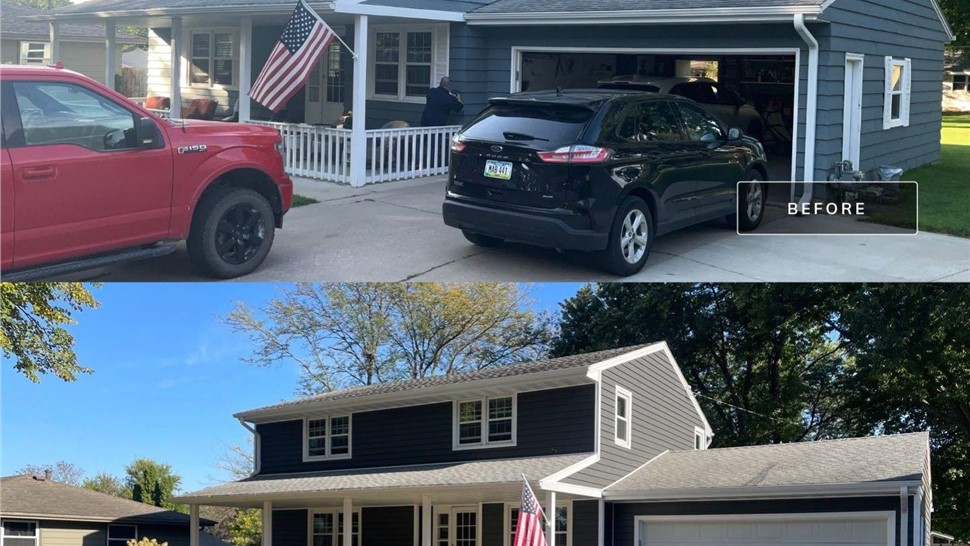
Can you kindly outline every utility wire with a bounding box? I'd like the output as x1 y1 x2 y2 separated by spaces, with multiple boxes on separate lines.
694 392 788 423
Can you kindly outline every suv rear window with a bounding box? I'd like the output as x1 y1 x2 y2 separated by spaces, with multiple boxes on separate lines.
462 103 595 147
597 83 661 93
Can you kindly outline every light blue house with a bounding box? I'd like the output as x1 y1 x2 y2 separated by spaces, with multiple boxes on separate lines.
27 0 954 187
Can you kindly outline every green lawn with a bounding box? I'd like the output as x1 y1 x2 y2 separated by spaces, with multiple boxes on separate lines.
867 114 970 237
291 194 319 207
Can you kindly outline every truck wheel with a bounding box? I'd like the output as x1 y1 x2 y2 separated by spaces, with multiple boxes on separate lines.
601 196 653 277
462 230 503 247
188 187 275 278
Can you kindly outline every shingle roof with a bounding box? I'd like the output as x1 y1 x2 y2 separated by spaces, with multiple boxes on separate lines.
471 0 824 13
1 1 146 43
606 432 929 495
0 475 214 525
40 0 477 16
178 453 589 502
237 344 650 418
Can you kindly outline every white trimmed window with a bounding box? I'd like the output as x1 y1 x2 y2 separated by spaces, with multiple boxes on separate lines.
188 29 237 88
368 24 448 103
304 416 352 461
454 395 516 449
615 386 632 449
694 427 707 450
1 520 39 546
506 503 570 546
310 510 360 546
883 56 911 129
19 42 49 65
107 525 137 546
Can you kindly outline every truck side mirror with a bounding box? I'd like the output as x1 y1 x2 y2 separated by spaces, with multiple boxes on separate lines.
138 117 160 148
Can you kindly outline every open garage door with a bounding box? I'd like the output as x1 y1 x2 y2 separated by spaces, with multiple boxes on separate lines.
512 48 797 181
635 513 894 546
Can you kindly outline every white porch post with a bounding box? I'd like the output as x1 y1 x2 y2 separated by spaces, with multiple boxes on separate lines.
238 16 253 122
189 505 200 546
262 501 273 546
342 498 353 546
49 22 60 63
545 491 556 546
104 20 117 89
350 14 368 187
170 16 183 118
421 495 432 546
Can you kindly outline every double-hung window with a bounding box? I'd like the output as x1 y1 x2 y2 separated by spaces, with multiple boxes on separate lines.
507 504 569 546
455 395 516 448
310 510 359 546
952 74 968 92
369 26 444 102
189 30 236 87
19 42 49 65
305 416 352 460
615 386 632 448
107 525 137 546
694 427 706 450
1 520 39 546
883 56 911 129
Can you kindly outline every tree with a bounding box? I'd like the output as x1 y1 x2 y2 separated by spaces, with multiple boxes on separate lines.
7 0 71 9
125 459 184 512
940 0 970 46
205 442 260 546
16 461 84 486
1 282 99 382
82 472 130 498
225 283 552 395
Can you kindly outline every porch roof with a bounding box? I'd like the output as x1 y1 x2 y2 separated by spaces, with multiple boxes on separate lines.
175 453 589 505
1 0 146 44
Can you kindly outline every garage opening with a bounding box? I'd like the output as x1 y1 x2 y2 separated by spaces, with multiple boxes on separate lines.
635 513 894 546
514 49 797 181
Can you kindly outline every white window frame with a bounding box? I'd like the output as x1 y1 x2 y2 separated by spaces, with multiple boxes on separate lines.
1 519 40 546
614 385 632 449
694 426 707 450
185 28 239 89
303 415 353 461
452 394 517 450
307 509 361 546
883 56 911 129
367 24 442 104
504 501 571 546
19 42 50 65
107 524 137 546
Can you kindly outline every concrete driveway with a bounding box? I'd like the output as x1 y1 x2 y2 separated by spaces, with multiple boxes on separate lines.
79 175 970 282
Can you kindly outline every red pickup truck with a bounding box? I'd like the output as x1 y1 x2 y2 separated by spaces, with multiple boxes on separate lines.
1 65 292 280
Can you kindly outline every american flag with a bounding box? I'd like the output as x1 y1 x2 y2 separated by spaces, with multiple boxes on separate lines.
249 0 335 112
513 480 547 546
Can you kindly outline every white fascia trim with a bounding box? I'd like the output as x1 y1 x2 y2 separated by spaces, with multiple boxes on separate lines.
29 3 336 21
603 450 670 491
604 481 922 502
541 481 603 498
540 454 600 485
465 7 819 25
334 0 464 21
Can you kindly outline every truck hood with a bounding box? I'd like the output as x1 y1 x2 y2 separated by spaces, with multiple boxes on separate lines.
166 118 279 139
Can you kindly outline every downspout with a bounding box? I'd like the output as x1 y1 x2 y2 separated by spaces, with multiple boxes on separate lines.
793 13 818 205
238 418 261 477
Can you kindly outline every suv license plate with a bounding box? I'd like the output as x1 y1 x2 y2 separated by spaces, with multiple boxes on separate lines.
483 160 513 180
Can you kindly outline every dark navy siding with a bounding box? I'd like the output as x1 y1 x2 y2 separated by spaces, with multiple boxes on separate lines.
572 500 600 546
272 510 308 546
362 507 413 546
257 385 596 474
482 503 506 546
609 496 918 546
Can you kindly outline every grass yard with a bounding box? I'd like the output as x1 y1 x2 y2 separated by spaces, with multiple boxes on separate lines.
291 194 320 207
867 114 970 237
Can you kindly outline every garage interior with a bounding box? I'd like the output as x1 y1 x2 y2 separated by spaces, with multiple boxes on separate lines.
517 51 796 181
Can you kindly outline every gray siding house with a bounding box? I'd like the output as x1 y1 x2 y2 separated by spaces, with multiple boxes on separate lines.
158 343 931 546
24 0 953 188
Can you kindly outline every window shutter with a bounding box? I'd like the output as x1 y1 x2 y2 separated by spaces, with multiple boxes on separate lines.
883 55 892 130
902 58 912 127
432 23 450 85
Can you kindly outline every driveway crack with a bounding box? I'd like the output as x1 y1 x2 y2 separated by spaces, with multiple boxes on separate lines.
930 268 970 282
401 251 485 281
649 250 767 281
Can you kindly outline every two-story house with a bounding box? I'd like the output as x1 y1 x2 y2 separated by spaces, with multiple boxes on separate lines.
177 343 933 546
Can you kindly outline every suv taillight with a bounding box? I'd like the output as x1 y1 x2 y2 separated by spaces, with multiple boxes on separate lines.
451 135 467 153
536 145 612 164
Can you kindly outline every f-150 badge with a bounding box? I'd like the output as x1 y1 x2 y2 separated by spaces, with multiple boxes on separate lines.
178 144 208 154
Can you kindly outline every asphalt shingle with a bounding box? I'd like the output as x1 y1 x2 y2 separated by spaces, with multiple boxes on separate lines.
471 0 825 13
1 1 145 43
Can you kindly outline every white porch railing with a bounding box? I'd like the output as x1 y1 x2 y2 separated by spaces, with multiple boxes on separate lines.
250 121 461 186
128 97 172 119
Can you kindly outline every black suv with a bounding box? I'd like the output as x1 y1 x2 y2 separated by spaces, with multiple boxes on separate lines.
442 90 768 276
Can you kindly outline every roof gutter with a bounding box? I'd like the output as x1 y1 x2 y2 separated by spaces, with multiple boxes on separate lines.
237 418 262 477
464 7 820 25
604 480 923 502
793 13 818 204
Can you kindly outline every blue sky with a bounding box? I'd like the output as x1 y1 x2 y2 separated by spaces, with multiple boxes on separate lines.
0 282 582 493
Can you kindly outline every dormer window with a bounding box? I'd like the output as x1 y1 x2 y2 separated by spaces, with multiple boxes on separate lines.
454 395 517 449
615 386 632 449
304 416 352 461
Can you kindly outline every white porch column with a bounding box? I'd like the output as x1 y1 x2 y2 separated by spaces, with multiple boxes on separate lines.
421 495 432 546
238 16 253 122
349 14 368 187
262 501 273 546
342 498 353 546
49 22 60 63
189 505 200 546
170 16 183 118
104 20 117 89
545 491 556 546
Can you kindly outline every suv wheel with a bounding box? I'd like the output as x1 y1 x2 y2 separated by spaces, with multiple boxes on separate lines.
188 187 275 278
734 172 767 232
603 196 653 276
462 230 504 248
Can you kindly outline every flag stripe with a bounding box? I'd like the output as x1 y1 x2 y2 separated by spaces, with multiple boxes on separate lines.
259 28 333 109
513 479 547 546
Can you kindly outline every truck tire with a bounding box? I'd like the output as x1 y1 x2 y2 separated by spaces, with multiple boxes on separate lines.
187 187 275 278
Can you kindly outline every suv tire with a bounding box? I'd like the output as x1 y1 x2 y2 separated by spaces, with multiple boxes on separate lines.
462 230 504 248
188 187 275 278
731 171 767 232
603 196 653 277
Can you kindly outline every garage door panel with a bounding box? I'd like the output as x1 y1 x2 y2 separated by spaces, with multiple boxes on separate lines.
640 516 889 546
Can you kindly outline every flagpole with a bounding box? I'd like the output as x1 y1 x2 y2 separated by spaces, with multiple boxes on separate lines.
306 0 357 58
520 474 552 528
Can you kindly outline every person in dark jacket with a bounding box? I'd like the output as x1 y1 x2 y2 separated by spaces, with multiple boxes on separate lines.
420 77 463 126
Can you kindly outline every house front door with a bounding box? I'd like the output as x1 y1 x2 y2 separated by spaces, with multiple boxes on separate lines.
436 506 478 546
304 42 345 125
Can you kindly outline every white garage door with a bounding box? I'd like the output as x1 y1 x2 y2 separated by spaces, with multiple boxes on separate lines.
637 513 892 546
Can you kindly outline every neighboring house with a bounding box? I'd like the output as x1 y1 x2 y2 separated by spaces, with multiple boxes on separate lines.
943 48 970 112
0 1 146 84
0 473 224 546
25 0 955 188
166 343 933 546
